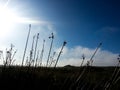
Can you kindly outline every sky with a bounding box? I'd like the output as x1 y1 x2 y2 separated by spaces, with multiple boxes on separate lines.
0 0 120 66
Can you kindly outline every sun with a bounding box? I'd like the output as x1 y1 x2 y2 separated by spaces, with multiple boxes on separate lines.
0 1 39 38
0 7 20 38
0 6 38 38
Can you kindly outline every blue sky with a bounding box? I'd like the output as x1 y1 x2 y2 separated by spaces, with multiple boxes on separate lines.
22 0 120 53
0 0 120 66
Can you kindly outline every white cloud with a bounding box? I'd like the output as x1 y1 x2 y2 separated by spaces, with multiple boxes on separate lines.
56 46 119 67
0 23 119 67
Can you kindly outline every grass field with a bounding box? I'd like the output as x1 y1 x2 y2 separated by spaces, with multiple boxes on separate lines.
0 65 119 90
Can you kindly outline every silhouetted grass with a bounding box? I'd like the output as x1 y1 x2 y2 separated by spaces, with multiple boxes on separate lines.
0 66 119 90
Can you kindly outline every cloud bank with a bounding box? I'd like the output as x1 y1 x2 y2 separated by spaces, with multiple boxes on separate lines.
56 46 118 66
0 22 119 67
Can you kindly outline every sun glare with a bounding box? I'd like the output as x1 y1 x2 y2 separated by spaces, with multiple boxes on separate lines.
0 7 20 38
0 0 40 38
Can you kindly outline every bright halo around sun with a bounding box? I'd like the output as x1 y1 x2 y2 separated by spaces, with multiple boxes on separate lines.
0 3 40 38
0 7 20 38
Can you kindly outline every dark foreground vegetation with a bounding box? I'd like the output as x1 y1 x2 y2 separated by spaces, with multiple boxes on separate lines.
0 66 119 90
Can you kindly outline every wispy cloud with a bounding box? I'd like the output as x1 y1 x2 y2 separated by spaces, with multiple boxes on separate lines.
100 27 119 33
16 17 52 25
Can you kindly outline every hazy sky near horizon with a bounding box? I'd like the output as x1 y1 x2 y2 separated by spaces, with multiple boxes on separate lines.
0 0 120 66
